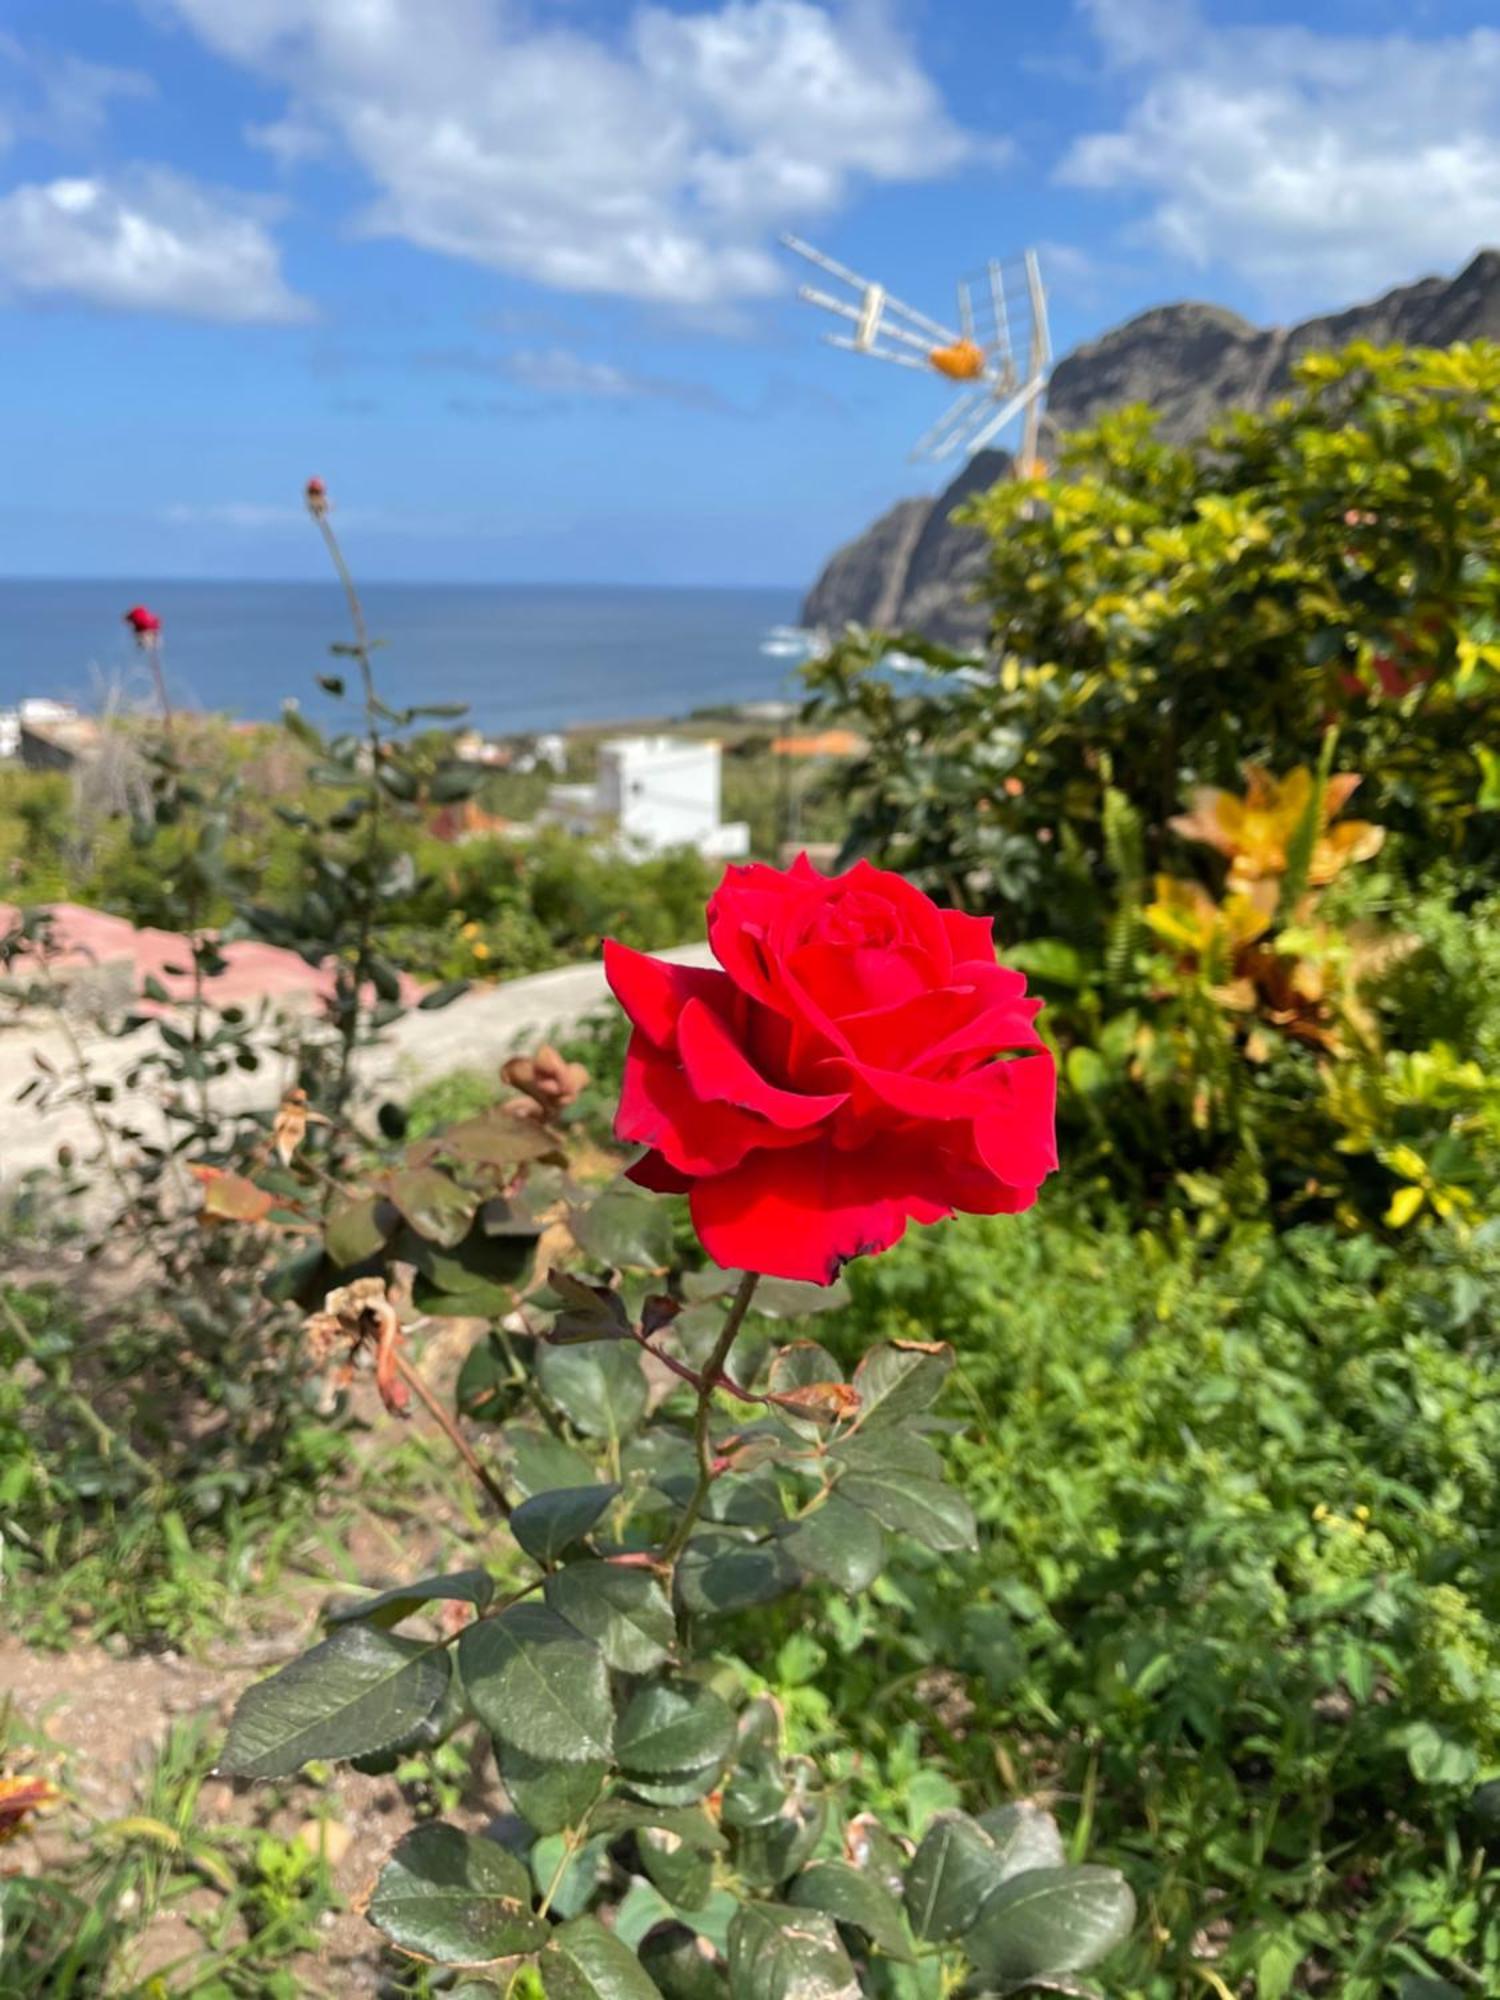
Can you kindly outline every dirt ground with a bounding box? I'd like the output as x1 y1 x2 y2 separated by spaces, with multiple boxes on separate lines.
1 1625 512 1994
1 1309 511 1995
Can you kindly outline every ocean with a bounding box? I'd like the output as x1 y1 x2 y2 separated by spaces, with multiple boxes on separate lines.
0 579 807 736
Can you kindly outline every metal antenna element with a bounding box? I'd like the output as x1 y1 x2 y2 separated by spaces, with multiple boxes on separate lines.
781 234 1053 467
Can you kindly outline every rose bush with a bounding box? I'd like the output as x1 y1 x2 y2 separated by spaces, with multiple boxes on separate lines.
606 855 1057 1283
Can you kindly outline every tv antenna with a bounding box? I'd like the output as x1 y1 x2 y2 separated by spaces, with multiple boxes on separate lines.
782 236 1052 467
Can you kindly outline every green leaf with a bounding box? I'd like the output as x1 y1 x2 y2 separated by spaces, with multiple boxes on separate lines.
639 1823 713 1910
752 1277 851 1317
722 1729 788 1831
531 1831 609 1919
325 1569 495 1630
512 1485 621 1565
845 1814 909 1900
386 1167 477 1249
547 1270 634 1344
676 1535 801 1617
407 1221 539 1316
789 1859 914 1961
734 1772 826 1892
541 1913 667 1998
545 1562 676 1674
962 1865 1136 1983
835 1470 976 1554
828 1430 945 1481
783 1493 886 1592
539 1340 649 1441
975 1804 1067 1881
443 1108 563 1170
616 1681 737 1782
367 1822 546 1966
325 1196 394 1268
350 1660 468 1771
640 1926 725 1999
457 1333 520 1425
590 1800 727 1853
501 1425 597 1498
726 1902 860 1999
1255 1929 1304 2000
497 1742 608 1836
418 978 471 1011
430 763 482 803
1403 1720 1480 1787
221 1626 450 1780
571 1183 674 1271
903 1811 1005 1943
460 1603 613 1763
370 954 403 1005
850 1342 954 1431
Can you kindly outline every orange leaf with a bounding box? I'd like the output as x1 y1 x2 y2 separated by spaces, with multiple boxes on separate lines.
0 1775 61 1843
768 1381 862 1423
190 1165 275 1224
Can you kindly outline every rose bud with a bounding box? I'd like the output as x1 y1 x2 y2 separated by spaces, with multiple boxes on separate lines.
605 855 1056 1284
123 604 162 643
305 476 328 517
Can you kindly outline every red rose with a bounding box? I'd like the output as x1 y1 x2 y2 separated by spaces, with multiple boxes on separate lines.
605 855 1056 1284
123 604 161 640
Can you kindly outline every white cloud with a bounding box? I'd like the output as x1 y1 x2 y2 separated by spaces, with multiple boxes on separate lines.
0 170 312 322
0 33 155 148
246 110 329 169
161 500 305 528
1063 1 1500 305
151 0 975 305
503 349 645 398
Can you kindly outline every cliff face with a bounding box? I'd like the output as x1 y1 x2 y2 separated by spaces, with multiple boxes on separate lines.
803 249 1500 647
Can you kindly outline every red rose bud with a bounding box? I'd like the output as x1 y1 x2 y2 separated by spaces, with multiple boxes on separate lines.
305 475 328 517
605 855 1057 1285
123 603 161 641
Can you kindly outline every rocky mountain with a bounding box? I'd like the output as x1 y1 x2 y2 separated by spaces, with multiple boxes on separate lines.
803 249 1500 648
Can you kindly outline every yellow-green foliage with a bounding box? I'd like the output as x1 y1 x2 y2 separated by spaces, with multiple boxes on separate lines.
807 341 1500 1232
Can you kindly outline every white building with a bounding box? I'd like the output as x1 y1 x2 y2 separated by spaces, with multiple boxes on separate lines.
0 698 81 761
543 735 749 859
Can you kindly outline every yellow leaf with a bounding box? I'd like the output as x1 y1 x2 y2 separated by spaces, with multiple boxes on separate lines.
1385 1185 1425 1229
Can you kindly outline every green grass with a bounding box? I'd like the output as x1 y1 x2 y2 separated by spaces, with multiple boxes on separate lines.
0 1710 342 1998
779 1203 1500 1997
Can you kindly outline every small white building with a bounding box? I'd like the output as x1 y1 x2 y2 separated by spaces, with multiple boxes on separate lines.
543 735 749 859
0 698 82 761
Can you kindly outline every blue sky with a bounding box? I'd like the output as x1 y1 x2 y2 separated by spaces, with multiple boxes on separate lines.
2 0 1498 588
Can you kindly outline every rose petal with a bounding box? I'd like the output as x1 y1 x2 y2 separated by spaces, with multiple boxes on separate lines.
971 1051 1060 1185
838 976 1039 1074
603 939 733 1049
624 1148 694 1194
690 1139 933 1284
786 941 930 1019
941 907 998 965
677 997 847 1130
616 1036 808 1176
839 860 955 970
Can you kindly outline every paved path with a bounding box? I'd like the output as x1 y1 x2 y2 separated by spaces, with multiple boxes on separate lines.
0 942 714 1192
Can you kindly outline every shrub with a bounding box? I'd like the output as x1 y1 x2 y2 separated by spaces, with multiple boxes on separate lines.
809 1204 1500 1998
806 342 1500 1233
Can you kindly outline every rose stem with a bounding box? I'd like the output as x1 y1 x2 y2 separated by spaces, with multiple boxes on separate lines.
392 1347 511 1516
659 1269 761 1568
631 1324 766 1406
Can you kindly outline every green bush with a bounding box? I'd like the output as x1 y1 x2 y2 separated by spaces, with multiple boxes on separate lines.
806 342 1500 1234
791 1205 1500 1997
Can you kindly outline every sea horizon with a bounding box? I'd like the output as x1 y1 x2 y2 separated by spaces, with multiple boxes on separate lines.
0 577 809 736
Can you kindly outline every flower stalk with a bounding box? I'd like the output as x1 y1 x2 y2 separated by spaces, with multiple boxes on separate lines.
659 1268 760 1568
